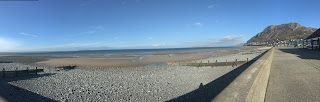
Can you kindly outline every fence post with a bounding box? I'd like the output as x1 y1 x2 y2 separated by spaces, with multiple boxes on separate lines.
36 67 38 74
236 59 238 66
2 68 5 78
198 61 202 68
16 67 18 77
216 60 217 67
247 58 248 63
27 67 29 75
226 60 227 67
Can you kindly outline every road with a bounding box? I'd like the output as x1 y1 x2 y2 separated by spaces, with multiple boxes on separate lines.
265 47 320 102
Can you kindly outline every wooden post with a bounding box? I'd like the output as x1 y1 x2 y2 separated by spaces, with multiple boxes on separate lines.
27 67 29 75
36 67 38 74
198 61 202 68
226 60 227 67
216 60 217 67
247 58 248 63
236 59 238 66
16 67 18 77
2 68 5 78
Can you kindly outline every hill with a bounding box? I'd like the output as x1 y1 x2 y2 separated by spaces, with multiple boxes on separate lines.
247 23 317 44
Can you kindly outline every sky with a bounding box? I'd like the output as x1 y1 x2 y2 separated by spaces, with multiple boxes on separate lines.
0 0 319 52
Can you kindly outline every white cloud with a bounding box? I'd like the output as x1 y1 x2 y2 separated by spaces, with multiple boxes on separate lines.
222 35 243 40
85 25 105 34
182 35 245 47
193 22 202 27
152 43 166 47
19 32 38 38
85 31 97 34
92 25 104 30
208 5 215 8
0 38 20 52
211 35 245 46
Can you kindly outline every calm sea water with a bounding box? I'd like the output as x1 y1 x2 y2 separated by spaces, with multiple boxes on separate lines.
3 47 237 56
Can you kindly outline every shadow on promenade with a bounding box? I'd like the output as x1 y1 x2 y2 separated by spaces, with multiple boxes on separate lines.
278 48 320 60
167 50 268 102
0 73 57 102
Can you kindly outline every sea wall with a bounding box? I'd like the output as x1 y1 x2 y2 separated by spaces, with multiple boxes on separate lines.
246 47 274 102
212 47 274 102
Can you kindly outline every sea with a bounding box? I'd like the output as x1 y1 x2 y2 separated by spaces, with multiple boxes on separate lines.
1 47 238 56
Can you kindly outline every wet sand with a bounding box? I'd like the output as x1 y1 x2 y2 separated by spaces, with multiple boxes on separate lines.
37 47 261 67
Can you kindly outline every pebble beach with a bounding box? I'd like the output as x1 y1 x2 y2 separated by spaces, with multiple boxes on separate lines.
0 47 267 101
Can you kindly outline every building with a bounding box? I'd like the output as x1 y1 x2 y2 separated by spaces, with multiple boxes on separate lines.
289 39 304 46
245 42 267 46
304 28 320 49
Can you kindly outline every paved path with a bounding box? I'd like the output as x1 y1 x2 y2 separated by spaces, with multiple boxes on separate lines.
265 47 320 102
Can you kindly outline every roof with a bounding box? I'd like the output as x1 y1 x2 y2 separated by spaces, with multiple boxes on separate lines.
306 28 320 39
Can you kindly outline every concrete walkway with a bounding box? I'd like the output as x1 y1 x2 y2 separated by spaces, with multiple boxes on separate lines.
0 96 8 102
265 47 320 102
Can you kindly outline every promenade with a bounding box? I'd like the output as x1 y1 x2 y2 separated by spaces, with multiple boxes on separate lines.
265 47 320 102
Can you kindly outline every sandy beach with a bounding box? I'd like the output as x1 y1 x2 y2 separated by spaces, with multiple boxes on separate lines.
37 47 260 67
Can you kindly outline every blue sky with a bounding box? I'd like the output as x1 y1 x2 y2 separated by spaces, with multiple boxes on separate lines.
0 0 319 52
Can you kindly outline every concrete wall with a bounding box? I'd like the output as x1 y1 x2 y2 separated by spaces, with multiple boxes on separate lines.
246 47 275 102
212 47 275 102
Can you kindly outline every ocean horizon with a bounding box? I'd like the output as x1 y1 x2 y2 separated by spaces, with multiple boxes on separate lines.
1 46 238 56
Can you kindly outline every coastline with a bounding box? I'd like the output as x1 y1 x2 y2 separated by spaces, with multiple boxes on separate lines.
0 46 269 101
36 46 261 67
